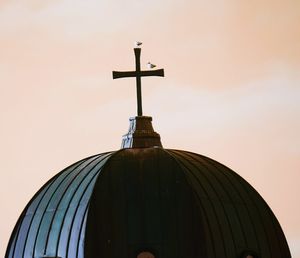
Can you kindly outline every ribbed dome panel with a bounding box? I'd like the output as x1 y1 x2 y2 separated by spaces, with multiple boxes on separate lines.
6 152 114 258
6 148 291 258
166 149 290 258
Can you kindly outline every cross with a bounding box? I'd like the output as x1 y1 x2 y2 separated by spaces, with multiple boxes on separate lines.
112 48 164 116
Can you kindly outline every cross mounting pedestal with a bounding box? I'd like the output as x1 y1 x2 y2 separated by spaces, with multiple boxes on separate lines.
112 48 164 116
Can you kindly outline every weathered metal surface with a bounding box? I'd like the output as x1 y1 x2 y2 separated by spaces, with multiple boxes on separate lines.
121 116 162 148
165 149 291 258
6 148 291 258
84 148 206 258
112 48 164 116
5 152 114 258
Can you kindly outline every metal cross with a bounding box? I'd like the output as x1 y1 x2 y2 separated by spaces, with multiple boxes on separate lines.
112 48 164 116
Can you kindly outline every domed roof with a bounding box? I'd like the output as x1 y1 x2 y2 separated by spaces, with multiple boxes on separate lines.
6 47 291 258
6 144 291 258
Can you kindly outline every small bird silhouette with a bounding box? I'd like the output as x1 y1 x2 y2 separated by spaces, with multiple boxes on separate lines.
134 41 142 47
147 62 156 69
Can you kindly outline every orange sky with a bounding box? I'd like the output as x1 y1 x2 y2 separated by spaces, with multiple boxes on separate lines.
0 0 299 257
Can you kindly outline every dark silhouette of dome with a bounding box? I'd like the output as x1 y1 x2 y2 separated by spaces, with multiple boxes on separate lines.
6 47 291 258
6 116 291 258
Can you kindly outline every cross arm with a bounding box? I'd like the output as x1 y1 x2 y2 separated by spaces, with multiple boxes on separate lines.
140 69 164 77
112 71 137 79
112 69 164 79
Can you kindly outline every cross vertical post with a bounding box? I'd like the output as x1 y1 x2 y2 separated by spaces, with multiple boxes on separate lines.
112 47 164 116
134 48 143 116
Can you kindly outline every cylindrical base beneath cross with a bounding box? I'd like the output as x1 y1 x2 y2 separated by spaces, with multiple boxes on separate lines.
121 116 162 148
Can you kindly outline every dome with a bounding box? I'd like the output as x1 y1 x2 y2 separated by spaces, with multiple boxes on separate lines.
6 117 291 258
6 47 291 258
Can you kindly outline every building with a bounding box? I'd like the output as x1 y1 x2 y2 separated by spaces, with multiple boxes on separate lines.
6 47 291 258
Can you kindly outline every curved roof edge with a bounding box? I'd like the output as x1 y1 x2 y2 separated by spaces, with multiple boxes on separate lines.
5 151 115 258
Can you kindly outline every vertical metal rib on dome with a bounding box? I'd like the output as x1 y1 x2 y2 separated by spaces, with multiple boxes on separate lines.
84 148 206 257
6 148 291 258
5 152 115 258
165 149 291 258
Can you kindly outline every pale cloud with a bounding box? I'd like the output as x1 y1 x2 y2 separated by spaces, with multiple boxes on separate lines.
1 0 299 84
0 0 61 10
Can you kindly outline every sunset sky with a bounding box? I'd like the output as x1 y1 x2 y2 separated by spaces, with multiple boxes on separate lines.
0 0 299 257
